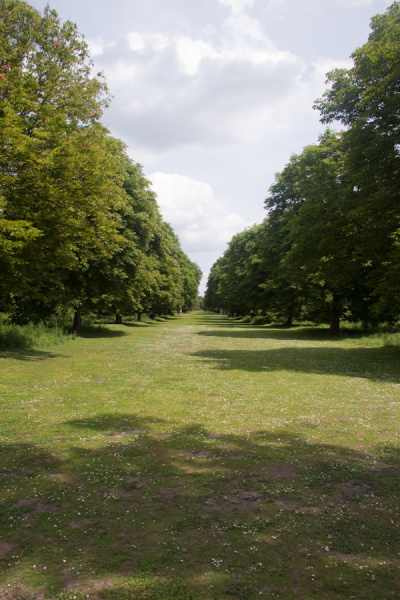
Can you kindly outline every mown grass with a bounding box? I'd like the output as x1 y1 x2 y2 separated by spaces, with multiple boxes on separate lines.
0 312 399 599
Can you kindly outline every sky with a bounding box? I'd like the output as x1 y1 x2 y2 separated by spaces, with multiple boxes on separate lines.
30 0 394 294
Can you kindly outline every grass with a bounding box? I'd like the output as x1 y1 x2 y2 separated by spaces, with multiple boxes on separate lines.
0 311 399 599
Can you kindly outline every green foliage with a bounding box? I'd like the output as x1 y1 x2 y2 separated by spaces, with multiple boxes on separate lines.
0 1 201 328
203 225 265 315
314 0 400 319
206 2 400 333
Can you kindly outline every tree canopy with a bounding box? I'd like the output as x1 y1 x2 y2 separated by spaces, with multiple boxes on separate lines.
0 0 201 328
205 2 400 332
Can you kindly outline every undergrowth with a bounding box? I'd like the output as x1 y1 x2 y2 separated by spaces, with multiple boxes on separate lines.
0 315 72 351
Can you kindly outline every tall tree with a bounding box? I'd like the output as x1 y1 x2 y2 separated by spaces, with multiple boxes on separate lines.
314 1 400 320
0 1 128 322
263 153 311 326
266 130 381 333
204 225 265 316
204 257 225 313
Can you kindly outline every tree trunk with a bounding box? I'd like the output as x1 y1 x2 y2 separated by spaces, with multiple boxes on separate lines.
329 295 340 335
73 306 82 333
137 311 142 322
285 305 294 327
115 313 123 324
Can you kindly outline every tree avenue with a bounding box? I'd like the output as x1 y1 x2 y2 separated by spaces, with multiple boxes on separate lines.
205 1 400 332
0 0 201 329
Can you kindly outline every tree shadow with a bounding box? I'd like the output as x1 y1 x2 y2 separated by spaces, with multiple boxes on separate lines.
0 349 63 362
197 328 333 341
191 347 400 383
78 327 128 339
196 317 329 339
1 415 399 599
64 413 166 432
118 321 157 328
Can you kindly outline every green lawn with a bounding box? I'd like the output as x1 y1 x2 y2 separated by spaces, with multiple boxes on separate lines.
0 312 399 599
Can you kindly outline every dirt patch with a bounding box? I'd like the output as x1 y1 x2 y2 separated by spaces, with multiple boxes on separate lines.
204 491 262 512
0 541 12 557
274 499 321 514
125 476 146 488
0 584 46 600
333 481 375 497
61 569 81 590
69 519 93 529
70 576 116 596
156 487 180 498
262 465 298 479
183 449 211 459
35 503 59 513
2 469 34 479
331 552 357 563
118 490 138 499
14 497 39 508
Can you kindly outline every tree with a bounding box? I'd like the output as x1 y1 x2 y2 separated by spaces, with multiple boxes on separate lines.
0 1 128 323
204 257 225 313
282 131 367 333
87 155 163 324
179 253 202 312
266 130 382 333
0 1 201 328
263 154 311 326
314 1 400 320
203 225 265 317
145 222 186 317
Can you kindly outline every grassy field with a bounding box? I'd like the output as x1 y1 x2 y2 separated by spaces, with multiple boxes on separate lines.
0 311 399 600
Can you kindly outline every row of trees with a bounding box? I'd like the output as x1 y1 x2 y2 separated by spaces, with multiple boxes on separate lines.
204 2 400 334
0 1 201 330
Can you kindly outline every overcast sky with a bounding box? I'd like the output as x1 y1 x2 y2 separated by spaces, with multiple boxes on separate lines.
31 0 394 293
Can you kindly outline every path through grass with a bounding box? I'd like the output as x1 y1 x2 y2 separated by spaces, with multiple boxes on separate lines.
0 312 399 599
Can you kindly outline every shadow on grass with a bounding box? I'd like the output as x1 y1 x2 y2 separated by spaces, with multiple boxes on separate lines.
197 328 333 341
1 414 399 599
196 315 399 344
196 317 330 339
0 349 62 362
65 413 165 431
191 347 400 383
78 327 128 339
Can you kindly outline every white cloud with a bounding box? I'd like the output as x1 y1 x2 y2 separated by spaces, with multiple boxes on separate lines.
87 37 116 56
127 32 169 53
262 0 379 14
218 0 255 15
95 9 308 153
175 37 218 76
149 172 248 252
328 0 375 5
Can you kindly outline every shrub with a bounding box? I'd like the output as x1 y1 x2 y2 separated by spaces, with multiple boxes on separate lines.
0 315 70 351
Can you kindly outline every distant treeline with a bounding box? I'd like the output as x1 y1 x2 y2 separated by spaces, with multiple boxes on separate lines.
204 2 400 334
0 1 201 330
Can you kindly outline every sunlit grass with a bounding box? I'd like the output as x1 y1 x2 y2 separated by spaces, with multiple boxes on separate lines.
0 312 399 599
